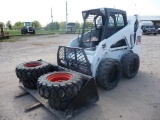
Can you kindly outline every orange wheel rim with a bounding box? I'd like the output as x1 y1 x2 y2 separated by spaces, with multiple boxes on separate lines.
24 61 42 67
47 73 72 82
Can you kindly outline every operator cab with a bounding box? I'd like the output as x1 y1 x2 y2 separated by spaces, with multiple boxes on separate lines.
79 8 127 50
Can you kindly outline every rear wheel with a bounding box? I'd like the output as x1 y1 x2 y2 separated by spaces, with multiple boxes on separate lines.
96 58 122 90
24 30 26 34
21 29 26 34
122 53 140 79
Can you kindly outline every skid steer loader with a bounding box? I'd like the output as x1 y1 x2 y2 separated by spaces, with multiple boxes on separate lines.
15 8 142 119
58 8 142 89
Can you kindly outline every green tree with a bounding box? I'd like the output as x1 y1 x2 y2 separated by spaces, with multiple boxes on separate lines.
86 22 93 29
0 22 5 27
59 21 66 29
80 23 83 28
44 22 59 30
32 20 41 29
54 22 59 30
6 21 12 30
75 22 80 29
13 21 23 29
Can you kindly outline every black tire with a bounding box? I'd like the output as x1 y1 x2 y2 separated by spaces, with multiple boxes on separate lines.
154 33 157 35
48 64 59 72
24 31 26 34
37 71 83 99
22 78 37 89
22 29 27 34
48 98 72 111
32 30 35 34
122 53 140 79
144 31 147 35
21 30 23 34
23 30 26 34
15 61 51 89
96 58 122 90
145 31 148 35
48 64 68 72
21 29 26 34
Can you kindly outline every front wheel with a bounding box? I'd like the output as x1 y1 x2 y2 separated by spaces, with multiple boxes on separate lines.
122 53 140 79
96 58 122 90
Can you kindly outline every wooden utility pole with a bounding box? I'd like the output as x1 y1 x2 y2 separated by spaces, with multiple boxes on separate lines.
66 1 68 30
51 8 53 30
0 24 4 38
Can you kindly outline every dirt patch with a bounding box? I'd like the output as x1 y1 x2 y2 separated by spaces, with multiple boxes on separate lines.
30 42 58 46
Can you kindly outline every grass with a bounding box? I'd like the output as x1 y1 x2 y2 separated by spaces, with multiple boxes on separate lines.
0 29 78 42
1 36 22 42
1 29 67 42
1 35 34 42
4 29 66 36
6 30 20 36
1 39 16 42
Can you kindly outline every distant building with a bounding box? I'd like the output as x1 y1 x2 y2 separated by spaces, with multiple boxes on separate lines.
128 16 160 29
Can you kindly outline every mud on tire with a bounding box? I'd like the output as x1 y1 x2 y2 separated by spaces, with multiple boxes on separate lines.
15 61 51 89
37 71 83 99
96 58 122 90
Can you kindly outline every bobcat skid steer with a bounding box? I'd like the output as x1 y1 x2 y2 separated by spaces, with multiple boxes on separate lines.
58 8 142 89
15 8 142 119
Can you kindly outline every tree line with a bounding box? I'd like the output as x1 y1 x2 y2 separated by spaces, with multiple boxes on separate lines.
0 20 41 30
0 20 88 30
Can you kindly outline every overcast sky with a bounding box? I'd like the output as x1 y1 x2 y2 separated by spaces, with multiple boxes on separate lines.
0 0 160 26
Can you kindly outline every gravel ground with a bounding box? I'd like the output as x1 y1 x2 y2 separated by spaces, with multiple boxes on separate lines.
0 34 160 120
